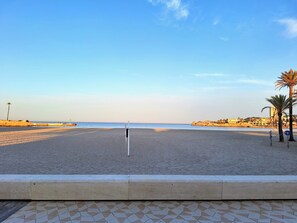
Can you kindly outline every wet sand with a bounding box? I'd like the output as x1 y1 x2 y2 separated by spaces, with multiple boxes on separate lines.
0 127 297 175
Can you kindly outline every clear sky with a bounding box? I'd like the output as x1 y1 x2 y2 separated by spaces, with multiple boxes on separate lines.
0 0 297 123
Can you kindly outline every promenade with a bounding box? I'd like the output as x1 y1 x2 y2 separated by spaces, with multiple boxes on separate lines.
2 200 297 223
1 127 297 222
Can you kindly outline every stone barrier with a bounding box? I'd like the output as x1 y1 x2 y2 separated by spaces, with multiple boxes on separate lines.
0 175 297 200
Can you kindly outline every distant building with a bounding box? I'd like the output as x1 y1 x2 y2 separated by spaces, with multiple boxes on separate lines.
270 107 276 118
244 117 272 126
250 117 270 126
227 118 238 124
217 119 227 124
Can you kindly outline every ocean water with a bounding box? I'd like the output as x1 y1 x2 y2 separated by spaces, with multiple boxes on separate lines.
74 122 269 132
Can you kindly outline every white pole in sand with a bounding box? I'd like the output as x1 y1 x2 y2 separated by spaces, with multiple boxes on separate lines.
125 123 127 143
126 122 130 157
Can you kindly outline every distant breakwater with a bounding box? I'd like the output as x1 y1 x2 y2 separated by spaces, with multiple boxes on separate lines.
0 120 76 127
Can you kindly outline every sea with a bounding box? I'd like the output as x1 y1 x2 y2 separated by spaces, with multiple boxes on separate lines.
70 122 270 132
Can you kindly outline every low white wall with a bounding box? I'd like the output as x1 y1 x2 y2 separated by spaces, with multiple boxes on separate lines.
0 175 297 200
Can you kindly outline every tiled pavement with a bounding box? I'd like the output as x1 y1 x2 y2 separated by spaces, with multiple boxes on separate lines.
3 200 297 223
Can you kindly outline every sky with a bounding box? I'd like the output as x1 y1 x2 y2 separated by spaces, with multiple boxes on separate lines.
0 0 297 123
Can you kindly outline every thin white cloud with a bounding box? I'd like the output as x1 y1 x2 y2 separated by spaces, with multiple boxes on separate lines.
194 73 226 77
219 37 229 41
202 86 237 91
149 0 189 20
193 73 272 88
213 17 220 26
277 18 297 38
237 79 272 86
175 6 189 19
165 0 180 9
217 77 273 87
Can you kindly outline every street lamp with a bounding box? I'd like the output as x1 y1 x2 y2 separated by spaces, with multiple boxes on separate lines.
6 102 11 120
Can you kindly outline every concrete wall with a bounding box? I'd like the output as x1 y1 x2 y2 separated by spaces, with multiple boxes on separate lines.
1 175 297 200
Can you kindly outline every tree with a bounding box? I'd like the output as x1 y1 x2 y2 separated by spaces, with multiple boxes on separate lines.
275 69 297 141
262 95 296 142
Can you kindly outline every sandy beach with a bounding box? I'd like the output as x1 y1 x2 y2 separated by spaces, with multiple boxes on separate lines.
0 127 297 175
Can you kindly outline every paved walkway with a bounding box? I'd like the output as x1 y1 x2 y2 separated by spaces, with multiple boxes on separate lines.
3 200 297 223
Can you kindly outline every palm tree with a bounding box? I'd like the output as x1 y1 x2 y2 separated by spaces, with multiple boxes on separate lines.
262 95 296 142
275 69 297 141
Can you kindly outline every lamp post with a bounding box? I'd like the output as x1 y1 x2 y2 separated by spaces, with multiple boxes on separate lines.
6 102 11 120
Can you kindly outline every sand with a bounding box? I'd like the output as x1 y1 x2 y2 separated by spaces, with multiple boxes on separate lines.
0 127 297 175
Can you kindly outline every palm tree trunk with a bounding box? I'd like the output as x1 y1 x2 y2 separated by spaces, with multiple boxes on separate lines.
278 113 284 142
289 87 295 141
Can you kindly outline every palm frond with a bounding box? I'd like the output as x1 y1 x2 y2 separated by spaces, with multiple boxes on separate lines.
261 106 271 113
275 69 297 89
265 94 292 115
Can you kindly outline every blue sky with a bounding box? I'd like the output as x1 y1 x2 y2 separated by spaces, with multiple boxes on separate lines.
0 0 297 123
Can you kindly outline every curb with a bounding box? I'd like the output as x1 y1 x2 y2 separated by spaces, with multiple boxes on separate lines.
1 175 297 200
